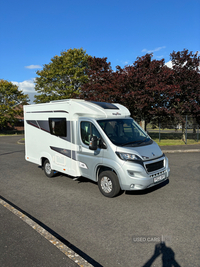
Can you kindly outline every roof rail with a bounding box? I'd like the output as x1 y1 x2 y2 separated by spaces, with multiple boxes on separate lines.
50 99 70 103
50 99 85 103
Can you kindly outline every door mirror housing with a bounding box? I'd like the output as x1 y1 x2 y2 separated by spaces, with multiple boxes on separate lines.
89 136 98 150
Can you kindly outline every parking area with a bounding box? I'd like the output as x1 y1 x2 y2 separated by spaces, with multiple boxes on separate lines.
0 136 200 267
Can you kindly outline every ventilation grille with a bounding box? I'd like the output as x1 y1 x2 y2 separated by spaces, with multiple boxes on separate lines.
145 160 164 173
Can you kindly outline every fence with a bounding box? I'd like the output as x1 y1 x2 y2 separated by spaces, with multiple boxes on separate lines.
146 115 200 144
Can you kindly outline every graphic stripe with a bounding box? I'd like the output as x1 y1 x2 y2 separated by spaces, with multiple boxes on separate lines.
50 146 77 160
26 110 68 114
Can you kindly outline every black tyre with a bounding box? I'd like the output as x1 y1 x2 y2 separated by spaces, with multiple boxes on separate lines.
98 171 121 198
43 159 55 178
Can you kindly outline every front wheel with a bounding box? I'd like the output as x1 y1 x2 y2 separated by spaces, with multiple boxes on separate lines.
43 159 55 178
98 171 121 198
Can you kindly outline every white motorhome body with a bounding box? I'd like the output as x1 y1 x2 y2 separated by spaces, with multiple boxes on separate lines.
24 99 170 197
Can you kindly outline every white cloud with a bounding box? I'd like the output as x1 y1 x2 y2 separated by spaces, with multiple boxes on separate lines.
165 60 200 71
120 60 129 66
165 60 173 68
12 79 37 103
142 46 166 53
12 79 35 93
25 65 42 69
156 55 164 59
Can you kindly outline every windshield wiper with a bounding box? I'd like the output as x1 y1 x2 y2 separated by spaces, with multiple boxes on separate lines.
121 136 149 146
137 136 149 145
121 141 140 147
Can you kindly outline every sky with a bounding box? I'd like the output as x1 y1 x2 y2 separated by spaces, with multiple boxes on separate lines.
0 0 200 103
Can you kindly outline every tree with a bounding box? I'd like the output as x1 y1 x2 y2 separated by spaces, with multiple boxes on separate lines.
79 50 200 134
80 54 179 130
79 56 120 102
169 49 200 140
170 49 200 119
0 79 29 129
118 54 178 129
34 48 89 103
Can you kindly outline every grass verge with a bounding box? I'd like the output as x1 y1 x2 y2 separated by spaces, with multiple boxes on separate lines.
149 132 200 146
154 139 200 146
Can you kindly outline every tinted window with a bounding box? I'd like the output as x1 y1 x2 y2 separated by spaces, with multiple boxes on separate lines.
49 118 67 137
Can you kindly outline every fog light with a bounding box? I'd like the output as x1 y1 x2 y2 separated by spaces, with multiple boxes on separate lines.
130 184 135 189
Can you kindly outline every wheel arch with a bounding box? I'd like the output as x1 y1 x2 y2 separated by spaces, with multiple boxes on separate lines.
96 165 121 188
41 157 48 169
40 152 52 167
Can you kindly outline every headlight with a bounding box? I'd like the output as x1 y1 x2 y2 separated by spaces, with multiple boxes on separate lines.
116 152 143 162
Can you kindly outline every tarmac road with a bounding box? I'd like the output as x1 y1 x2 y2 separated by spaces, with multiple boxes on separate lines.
0 136 200 267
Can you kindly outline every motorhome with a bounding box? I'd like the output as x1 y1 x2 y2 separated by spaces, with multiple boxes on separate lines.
24 99 170 197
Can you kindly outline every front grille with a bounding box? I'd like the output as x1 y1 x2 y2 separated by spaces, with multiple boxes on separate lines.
145 160 164 173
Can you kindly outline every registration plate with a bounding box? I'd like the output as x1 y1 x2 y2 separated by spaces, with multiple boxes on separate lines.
154 174 165 183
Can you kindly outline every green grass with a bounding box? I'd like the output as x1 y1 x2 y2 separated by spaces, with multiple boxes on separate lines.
149 132 200 146
154 139 200 146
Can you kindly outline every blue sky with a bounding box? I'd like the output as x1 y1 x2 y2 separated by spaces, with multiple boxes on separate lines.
1 0 199 102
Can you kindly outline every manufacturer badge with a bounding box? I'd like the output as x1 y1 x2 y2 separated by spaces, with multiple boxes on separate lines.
112 112 121 115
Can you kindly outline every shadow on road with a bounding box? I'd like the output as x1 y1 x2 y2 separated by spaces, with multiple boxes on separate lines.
0 195 103 267
125 179 169 196
39 170 169 197
46 172 98 186
142 242 181 267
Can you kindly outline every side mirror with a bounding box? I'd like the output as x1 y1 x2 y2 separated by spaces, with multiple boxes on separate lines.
99 139 107 149
89 136 98 150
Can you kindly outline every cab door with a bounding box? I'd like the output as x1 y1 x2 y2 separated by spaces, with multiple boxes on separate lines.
77 120 105 181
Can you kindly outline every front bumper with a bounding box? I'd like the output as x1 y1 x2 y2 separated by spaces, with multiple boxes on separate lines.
119 155 170 191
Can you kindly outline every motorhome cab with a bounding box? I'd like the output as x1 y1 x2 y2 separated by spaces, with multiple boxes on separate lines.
24 99 170 197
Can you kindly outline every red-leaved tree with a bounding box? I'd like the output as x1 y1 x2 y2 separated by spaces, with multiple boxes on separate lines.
80 56 120 102
170 49 200 122
80 51 200 132
169 49 200 140
117 54 179 129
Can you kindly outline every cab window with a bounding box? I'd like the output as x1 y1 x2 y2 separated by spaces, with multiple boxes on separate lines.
81 122 101 146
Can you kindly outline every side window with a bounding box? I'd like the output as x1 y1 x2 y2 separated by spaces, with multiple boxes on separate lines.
91 124 101 139
49 118 67 137
81 121 101 146
81 121 90 145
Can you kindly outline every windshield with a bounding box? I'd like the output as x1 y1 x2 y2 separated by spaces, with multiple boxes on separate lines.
97 118 152 147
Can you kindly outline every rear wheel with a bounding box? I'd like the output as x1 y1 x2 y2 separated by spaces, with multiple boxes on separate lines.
43 159 55 178
98 171 121 198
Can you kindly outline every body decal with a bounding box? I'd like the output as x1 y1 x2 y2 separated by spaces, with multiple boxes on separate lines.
50 146 77 160
26 110 68 114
